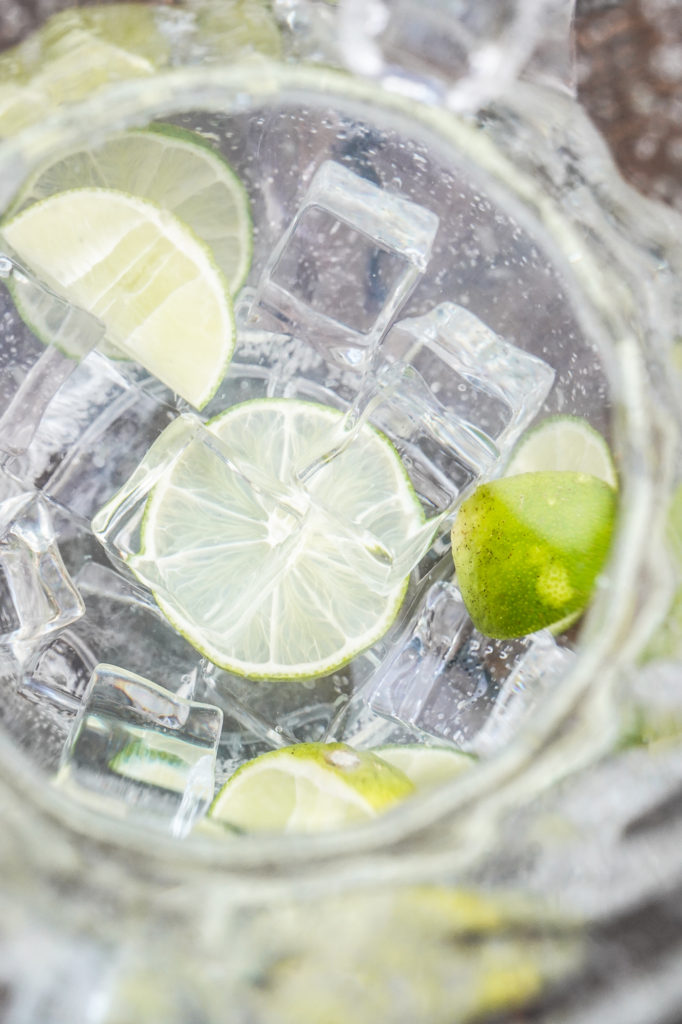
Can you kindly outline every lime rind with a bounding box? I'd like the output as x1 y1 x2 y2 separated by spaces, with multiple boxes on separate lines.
136 398 425 681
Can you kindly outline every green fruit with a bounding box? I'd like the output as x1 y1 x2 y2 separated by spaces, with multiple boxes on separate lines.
451 471 617 639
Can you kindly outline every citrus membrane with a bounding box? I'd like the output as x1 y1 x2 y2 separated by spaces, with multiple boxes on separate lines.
451 471 617 639
207 743 415 833
137 398 425 680
505 415 617 489
6 124 253 295
374 744 475 789
1 187 235 408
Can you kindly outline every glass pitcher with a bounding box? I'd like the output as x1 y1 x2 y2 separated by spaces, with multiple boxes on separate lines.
0 1 680 1020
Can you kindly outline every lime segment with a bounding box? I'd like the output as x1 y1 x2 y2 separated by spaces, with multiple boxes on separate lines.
374 744 475 789
208 743 415 833
137 398 424 679
505 415 617 489
1 187 235 408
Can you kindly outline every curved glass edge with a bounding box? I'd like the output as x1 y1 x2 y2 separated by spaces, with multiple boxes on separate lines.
0 62 677 889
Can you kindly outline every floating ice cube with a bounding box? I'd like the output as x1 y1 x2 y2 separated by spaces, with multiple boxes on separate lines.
57 663 223 836
383 302 556 456
294 298 554 593
6 351 180 520
339 564 574 752
0 254 104 455
253 161 439 365
0 489 84 664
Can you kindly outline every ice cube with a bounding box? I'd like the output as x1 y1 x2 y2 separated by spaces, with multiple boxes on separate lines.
253 161 439 366
0 254 104 455
0 489 84 664
383 302 556 456
340 562 573 752
57 663 223 836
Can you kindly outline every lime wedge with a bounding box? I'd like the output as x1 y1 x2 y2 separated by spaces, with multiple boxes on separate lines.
505 415 617 489
6 124 253 295
0 2 281 138
451 471 617 639
0 5 171 138
208 742 415 833
1 187 235 408
138 398 424 680
374 744 475 789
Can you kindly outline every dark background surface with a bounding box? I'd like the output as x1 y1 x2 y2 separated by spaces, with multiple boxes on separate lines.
0 0 681 214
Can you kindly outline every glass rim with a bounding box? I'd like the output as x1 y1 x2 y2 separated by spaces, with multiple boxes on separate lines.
0 60 676 888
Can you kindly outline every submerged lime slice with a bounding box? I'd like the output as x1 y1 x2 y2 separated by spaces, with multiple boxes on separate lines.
1 187 235 408
6 124 253 295
374 744 475 789
138 398 425 680
208 742 415 833
451 471 617 639
505 415 617 489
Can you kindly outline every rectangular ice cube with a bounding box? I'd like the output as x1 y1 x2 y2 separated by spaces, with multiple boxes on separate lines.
57 663 223 836
0 253 105 455
253 161 439 365
0 489 84 664
5 351 181 521
383 302 556 455
341 564 574 752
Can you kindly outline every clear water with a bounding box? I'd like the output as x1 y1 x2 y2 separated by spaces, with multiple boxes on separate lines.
0 95 613 835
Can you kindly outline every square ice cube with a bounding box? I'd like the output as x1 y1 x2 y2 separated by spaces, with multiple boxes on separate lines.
5 351 180 521
383 302 556 458
345 569 574 751
0 490 84 663
0 255 104 455
253 161 439 365
57 663 223 836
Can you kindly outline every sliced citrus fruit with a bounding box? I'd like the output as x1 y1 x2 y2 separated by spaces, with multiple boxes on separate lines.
0 2 281 138
451 471 617 639
0 5 171 138
6 124 253 295
207 742 415 833
505 415 617 489
1 187 235 408
374 744 475 789
137 398 425 679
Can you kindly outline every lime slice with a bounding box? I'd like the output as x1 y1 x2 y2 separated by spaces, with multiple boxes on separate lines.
451 471 617 639
374 744 475 789
208 742 415 833
1 187 235 408
505 415 617 489
138 398 424 679
6 124 253 295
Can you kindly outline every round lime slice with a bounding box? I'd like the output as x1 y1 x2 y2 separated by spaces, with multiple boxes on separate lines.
6 124 253 296
505 415 618 489
2 187 235 408
139 398 425 680
208 742 415 833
